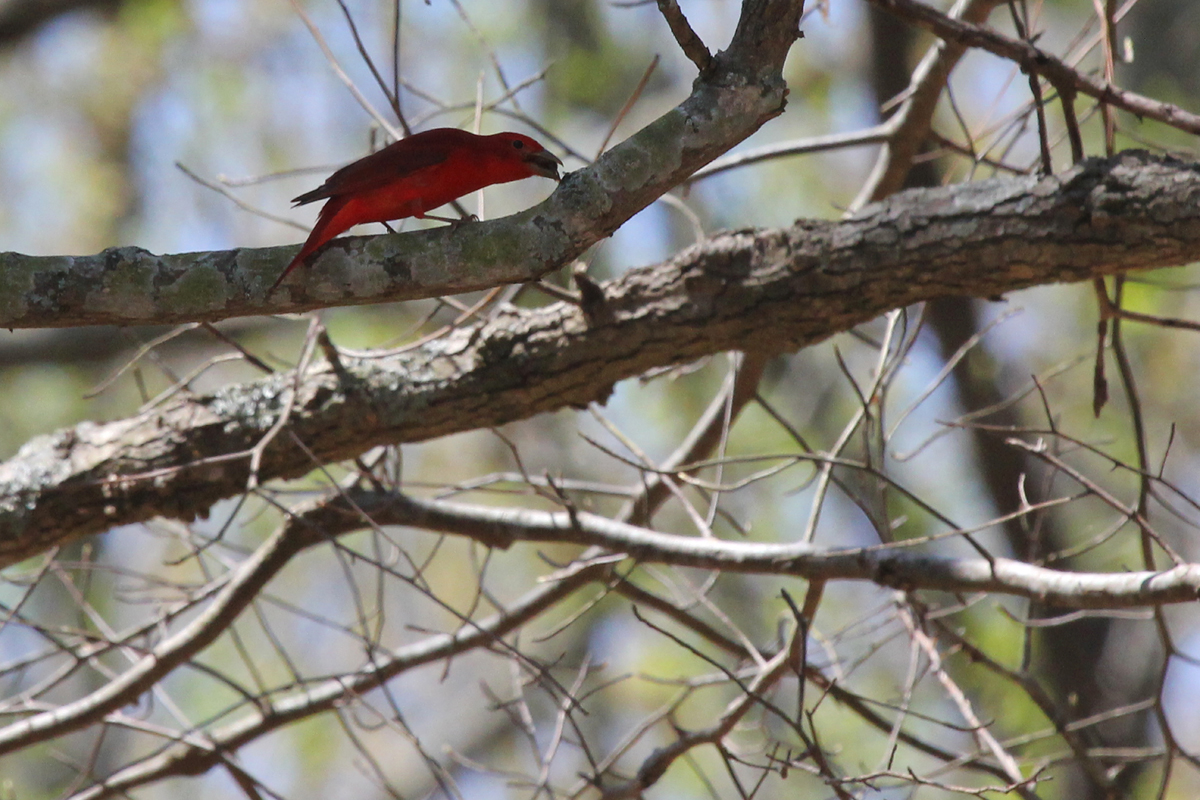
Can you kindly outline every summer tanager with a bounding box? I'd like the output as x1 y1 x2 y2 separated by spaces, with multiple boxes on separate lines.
271 127 563 293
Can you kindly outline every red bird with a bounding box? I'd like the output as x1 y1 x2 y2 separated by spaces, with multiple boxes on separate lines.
271 128 563 293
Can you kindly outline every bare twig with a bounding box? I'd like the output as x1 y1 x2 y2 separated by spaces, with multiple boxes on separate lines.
655 0 714 74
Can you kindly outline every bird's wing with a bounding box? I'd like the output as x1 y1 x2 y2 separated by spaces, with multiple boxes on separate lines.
292 139 451 206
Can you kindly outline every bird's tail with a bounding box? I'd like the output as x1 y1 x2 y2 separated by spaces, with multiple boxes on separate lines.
268 198 351 295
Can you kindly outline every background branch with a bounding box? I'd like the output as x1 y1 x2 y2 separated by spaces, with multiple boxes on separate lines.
870 0 1200 135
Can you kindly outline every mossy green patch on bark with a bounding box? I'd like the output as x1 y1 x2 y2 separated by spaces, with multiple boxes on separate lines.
159 259 231 313
86 249 160 319
0 254 69 325
236 246 292 291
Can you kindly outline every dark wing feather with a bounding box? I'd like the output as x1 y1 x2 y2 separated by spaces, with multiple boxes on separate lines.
291 133 458 206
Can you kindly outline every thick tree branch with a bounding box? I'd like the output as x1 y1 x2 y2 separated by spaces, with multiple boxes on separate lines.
1 150 1199 566
0 0 804 329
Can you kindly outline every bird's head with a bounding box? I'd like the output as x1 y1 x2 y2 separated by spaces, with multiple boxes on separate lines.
496 133 564 181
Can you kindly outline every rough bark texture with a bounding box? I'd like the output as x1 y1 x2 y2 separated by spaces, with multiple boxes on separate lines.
1 150 1198 566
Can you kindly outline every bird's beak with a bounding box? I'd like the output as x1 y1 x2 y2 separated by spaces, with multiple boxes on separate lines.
525 150 564 181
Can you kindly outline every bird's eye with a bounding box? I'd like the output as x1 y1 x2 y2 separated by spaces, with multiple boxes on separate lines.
511 139 525 149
